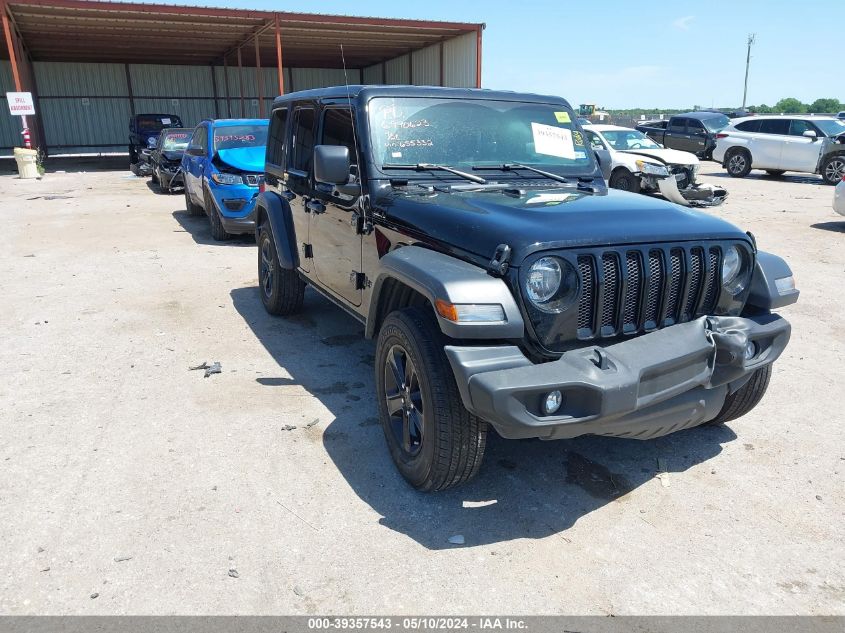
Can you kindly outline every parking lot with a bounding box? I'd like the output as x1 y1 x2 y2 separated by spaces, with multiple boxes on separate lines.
1 163 843 615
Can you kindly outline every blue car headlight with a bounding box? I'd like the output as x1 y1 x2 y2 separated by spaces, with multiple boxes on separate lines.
211 172 243 185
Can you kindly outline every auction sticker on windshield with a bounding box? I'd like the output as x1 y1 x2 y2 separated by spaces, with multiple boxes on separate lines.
554 111 571 124
531 123 576 159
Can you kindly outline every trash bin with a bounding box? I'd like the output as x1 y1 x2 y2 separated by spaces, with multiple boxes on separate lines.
14 147 39 179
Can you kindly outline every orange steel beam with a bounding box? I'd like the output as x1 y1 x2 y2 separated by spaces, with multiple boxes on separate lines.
475 25 483 88
254 31 264 116
2 4 23 91
275 14 284 95
237 46 244 117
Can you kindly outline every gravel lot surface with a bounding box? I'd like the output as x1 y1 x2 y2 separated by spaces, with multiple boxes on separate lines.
1 163 842 615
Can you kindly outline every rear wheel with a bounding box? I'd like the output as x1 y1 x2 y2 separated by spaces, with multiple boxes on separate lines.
257 221 305 316
375 307 487 491
821 154 845 185
725 148 752 178
206 188 231 241
708 364 772 425
609 168 642 193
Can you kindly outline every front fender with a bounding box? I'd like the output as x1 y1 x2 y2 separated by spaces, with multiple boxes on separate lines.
745 251 799 311
366 245 524 340
254 192 298 270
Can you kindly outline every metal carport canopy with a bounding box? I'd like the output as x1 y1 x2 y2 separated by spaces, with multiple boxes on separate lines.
2 0 482 72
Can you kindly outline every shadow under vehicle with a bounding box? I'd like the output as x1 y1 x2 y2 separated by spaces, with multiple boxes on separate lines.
252 85 798 492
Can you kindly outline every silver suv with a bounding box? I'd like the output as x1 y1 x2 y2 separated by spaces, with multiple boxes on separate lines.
713 116 845 185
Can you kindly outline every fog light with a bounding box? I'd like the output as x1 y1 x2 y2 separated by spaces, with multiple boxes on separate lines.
744 341 757 360
543 390 563 415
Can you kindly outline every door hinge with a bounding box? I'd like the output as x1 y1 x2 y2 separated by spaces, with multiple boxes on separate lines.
303 243 313 258
351 271 369 290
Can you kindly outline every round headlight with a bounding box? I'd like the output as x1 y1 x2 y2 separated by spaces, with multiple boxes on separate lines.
525 257 578 313
722 245 747 294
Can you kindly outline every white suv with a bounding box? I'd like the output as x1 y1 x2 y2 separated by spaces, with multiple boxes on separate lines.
713 116 845 185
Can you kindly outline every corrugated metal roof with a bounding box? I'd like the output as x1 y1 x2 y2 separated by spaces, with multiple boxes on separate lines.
3 0 482 69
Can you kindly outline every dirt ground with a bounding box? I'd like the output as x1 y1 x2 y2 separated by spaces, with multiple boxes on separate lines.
0 162 843 615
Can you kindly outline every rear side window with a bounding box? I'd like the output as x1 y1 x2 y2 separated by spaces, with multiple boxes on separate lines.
585 130 606 150
668 118 687 133
735 120 761 133
290 108 316 173
759 119 789 135
321 108 357 163
267 108 288 167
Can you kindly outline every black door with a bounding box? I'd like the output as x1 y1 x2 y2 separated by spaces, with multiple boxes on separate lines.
286 107 317 273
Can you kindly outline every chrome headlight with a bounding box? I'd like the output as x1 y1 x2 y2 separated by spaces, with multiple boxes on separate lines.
635 159 669 177
525 257 578 313
722 245 750 295
211 172 243 185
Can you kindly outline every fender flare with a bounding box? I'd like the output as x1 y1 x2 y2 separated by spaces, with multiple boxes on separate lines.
746 251 799 311
365 245 524 340
254 191 299 270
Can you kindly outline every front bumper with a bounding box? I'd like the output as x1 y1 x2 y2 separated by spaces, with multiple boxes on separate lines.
445 314 790 440
657 176 728 207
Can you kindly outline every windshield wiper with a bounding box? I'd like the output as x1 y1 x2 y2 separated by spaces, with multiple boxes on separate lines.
382 163 486 184
472 163 568 183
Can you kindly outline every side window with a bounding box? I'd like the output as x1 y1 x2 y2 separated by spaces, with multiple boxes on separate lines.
759 119 789 135
788 119 814 136
290 108 316 173
321 108 357 164
267 108 289 167
188 126 206 152
687 120 706 134
585 130 606 150
736 120 761 133
668 118 687 133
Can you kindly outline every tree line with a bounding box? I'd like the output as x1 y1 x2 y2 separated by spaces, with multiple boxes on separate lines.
607 98 842 116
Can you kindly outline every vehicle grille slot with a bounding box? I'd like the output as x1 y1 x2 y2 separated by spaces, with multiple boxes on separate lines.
683 247 704 318
577 255 595 332
701 247 721 313
600 253 619 330
644 250 663 327
622 251 642 329
664 248 684 322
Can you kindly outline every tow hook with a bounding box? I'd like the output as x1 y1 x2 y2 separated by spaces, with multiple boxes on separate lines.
489 243 512 276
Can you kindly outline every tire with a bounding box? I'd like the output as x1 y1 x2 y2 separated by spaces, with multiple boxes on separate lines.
184 187 203 216
205 188 231 241
725 148 752 178
821 154 845 186
257 221 305 316
375 307 487 491
708 364 772 425
609 168 642 193
765 170 785 177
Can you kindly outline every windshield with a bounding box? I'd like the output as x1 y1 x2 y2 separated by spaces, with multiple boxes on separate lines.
137 115 179 132
599 129 661 150
701 114 730 132
369 97 595 177
161 130 190 150
814 118 845 136
213 125 268 151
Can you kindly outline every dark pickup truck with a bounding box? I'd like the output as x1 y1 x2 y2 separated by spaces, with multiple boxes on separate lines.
636 112 730 160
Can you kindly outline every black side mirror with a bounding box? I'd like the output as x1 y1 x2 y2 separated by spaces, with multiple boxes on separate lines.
314 145 351 185
594 149 612 181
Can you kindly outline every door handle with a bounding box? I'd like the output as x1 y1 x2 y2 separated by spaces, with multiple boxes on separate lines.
306 199 326 214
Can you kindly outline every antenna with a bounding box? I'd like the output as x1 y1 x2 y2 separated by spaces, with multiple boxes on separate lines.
340 43 363 179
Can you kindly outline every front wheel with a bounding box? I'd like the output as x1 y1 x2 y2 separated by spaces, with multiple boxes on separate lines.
375 307 487 491
821 154 845 185
708 364 772 425
609 168 642 193
205 188 231 241
257 222 305 316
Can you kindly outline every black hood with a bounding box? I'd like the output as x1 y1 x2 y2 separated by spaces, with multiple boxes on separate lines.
376 186 750 265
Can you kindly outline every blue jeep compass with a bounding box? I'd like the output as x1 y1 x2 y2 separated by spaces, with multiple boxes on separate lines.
182 118 268 240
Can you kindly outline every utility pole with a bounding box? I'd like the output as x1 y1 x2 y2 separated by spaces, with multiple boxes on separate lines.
741 33 756 109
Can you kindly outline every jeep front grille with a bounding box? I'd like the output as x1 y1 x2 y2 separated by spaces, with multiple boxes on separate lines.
574 244 723 339
244 174 263 186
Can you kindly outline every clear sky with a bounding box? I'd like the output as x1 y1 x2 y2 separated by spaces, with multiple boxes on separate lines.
140 0 833 110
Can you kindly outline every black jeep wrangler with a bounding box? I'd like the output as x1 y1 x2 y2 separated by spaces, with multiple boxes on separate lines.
255 86 798 491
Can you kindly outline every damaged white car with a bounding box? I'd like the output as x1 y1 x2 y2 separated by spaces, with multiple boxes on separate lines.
583 124 727 207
